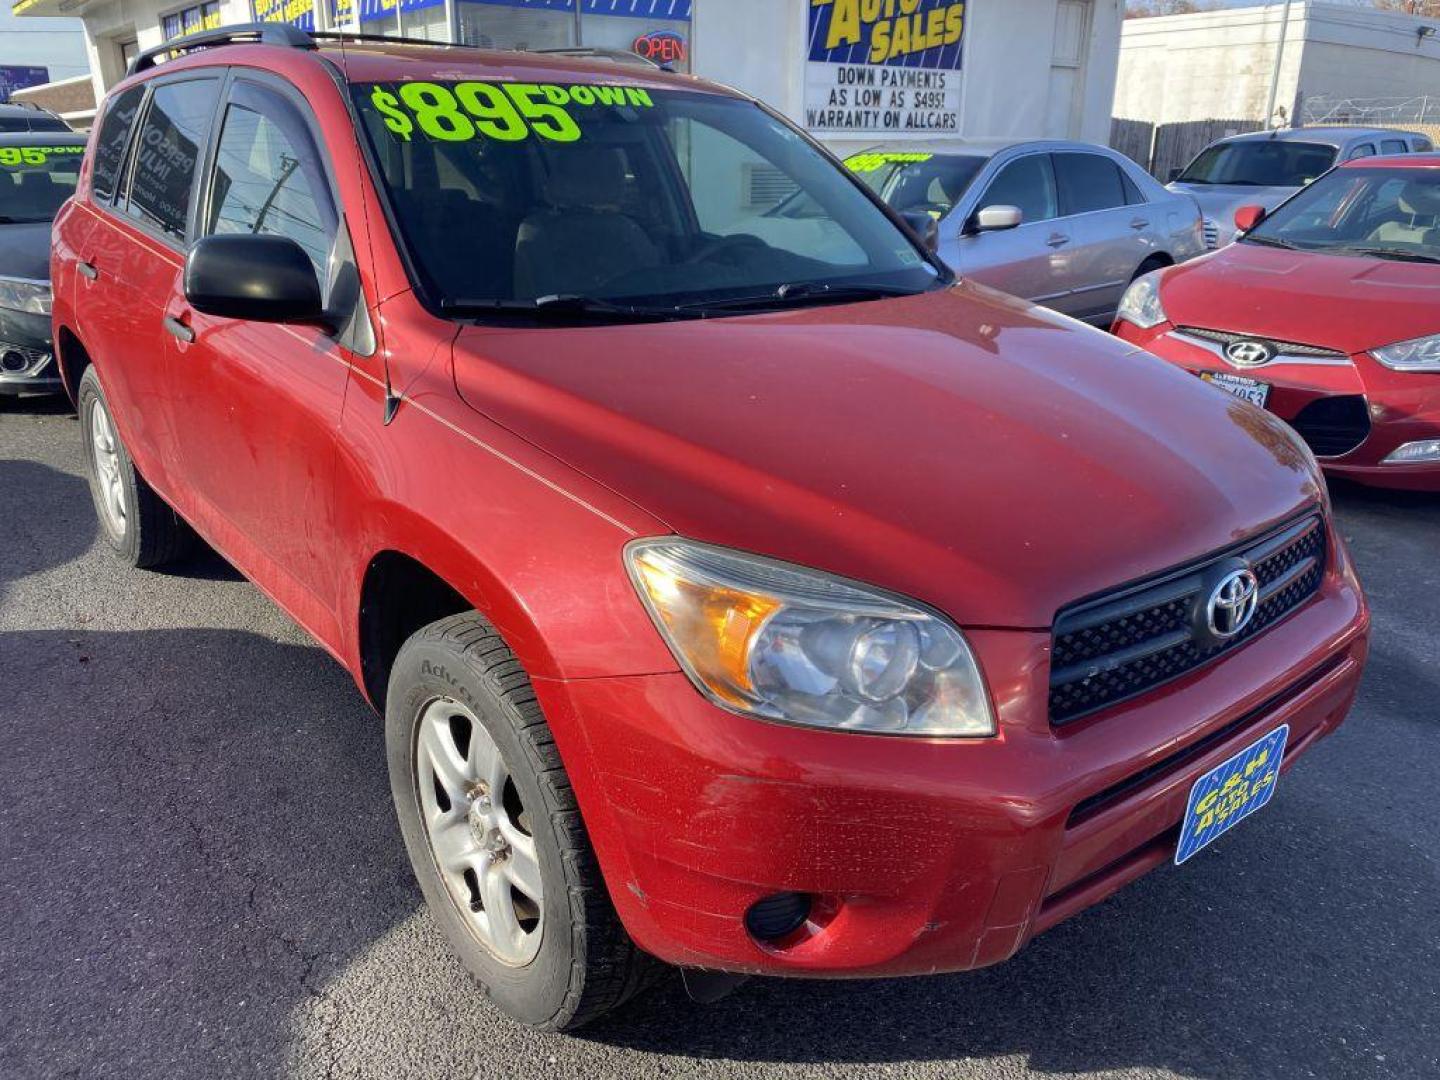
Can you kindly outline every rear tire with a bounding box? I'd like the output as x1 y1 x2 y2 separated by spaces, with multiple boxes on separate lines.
385 612 662 1031
77 366 193 569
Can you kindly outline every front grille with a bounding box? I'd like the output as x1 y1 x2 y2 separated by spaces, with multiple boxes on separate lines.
1290 396 1371 458
1176 326 1349 360
1202 218 1220 249
1049 515 1327 726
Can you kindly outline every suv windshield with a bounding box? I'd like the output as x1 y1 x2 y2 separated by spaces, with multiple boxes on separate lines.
1177 141 1336 187
1243 166 1440 262
0 142 84 223
846 151 988 218
351 81 942 313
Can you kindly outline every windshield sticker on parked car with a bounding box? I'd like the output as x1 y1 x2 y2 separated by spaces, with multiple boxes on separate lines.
368 82 656 145
0 146 84 167
844 151 934 173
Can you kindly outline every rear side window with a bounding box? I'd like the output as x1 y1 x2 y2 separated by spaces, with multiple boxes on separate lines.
124 78 220 241
980 155 1058 225
1053 152 1127 215
1380 139 1408 155
1416 138 1434 153
204 82 337 275
91 86 145 203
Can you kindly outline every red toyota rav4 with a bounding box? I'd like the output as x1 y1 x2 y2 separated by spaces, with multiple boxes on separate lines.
53 26 1369 1030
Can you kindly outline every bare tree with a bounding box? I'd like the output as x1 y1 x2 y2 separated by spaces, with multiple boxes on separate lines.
1125 1 1223 17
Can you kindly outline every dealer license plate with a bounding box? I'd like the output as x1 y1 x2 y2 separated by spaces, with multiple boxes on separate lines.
1175 725 1289 865
1201 371 1270 409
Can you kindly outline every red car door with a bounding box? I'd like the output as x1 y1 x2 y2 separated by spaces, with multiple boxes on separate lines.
75 77 221 499
161 73 354 647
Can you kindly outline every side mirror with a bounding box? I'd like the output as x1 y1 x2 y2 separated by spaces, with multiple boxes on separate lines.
899 209 940 252
1233 205 1267 234
185 234 324 324
968 204 1023 235
1168 168 1183 183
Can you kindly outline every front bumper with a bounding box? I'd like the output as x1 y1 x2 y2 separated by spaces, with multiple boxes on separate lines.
1117 322 1440 492
536 541 1368 977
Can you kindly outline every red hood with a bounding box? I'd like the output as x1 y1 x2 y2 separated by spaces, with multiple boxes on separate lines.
452 283 1322 629
1158 243 1440 354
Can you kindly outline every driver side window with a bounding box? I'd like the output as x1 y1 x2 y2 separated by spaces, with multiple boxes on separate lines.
979 155 1058 226
204 81 337 278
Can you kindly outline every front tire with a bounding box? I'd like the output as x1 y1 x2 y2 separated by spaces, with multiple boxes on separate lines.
385 613 660 1030
77 367 192 568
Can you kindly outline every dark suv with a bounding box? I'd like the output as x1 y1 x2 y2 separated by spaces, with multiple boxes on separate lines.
52 25 1368 1031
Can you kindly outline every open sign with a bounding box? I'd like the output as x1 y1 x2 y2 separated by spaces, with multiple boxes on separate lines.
632 29 687 66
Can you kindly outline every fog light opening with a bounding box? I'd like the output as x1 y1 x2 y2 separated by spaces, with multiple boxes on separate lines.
1 351 29 374
744 891 813 943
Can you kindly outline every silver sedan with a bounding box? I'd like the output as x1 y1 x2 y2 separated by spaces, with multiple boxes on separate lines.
844 140 1206 325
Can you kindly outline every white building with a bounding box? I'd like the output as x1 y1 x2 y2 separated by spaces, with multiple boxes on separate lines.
1115 2 1440 129
12 0 1124 150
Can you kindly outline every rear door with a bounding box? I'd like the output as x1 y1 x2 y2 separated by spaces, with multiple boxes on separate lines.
1051 151 1145 323
76 75 221 498
949 152 1073 310
161 72 353 643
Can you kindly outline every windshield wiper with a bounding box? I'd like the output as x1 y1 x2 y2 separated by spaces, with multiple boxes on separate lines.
439 294 691 322
679 281 932 313
1323 246 1440 264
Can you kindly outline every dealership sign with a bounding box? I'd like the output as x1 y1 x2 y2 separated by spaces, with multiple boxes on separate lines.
805 0 966 136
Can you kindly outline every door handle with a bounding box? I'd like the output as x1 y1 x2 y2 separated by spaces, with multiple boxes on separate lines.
1130 218 1150 230
77 260 98 281
163 315 195 344
1046 233 1070 248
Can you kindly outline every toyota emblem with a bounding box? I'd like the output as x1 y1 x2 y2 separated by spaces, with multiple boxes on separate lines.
1206 567 1260 640
1224 339 1275 367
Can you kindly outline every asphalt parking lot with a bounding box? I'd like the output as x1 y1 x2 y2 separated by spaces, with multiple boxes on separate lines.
1 397 1437 1080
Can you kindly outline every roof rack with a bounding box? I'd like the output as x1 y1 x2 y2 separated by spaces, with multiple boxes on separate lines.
532 46 663 71
124 25 666 80
127 22 314 77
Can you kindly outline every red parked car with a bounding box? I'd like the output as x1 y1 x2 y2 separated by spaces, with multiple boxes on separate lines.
1115 154 1440 491
53 25 1369 1030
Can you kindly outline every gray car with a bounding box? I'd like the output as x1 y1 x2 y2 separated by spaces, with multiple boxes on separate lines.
1168 126 1433 250
842 140 1205 326
0 132 87 401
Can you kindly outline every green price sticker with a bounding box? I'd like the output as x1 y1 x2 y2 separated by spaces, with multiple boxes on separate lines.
0 146 84 168
370 81 655 145
843 152 935 174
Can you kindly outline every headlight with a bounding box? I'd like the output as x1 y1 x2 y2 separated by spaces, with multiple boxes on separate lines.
1371 333 1440 372
626 540 995 737
0 276 52 317
1116 271 1168 330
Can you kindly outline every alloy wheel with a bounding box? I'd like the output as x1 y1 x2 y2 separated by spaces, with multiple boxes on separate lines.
415 697 544 967
89 399 127 538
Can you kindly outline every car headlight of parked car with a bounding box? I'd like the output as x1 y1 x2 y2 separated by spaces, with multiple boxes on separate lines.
0 277 52 317
627 539 996 737
1116 271 1169 330
1371 333 1440 372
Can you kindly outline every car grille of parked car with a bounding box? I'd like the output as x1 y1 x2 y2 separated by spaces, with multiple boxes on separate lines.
0 342 50 375
1176 326 1350 361
1290 395 1372 458
1202 218 1220 249
1048 515 1328 726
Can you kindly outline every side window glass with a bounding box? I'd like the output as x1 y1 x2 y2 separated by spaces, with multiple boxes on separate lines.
1120 169 1146 206
91 85 145 204
1380 139 1407 155
1348 144 1376 160
979 155 1058 225
205 83 338 276
1053 152 1127 215
124 78 220 241
1415 138 1433 153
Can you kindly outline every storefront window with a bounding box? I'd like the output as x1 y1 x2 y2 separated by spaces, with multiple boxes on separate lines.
253 0 318 32
458 0 576 51
162 1 222 40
